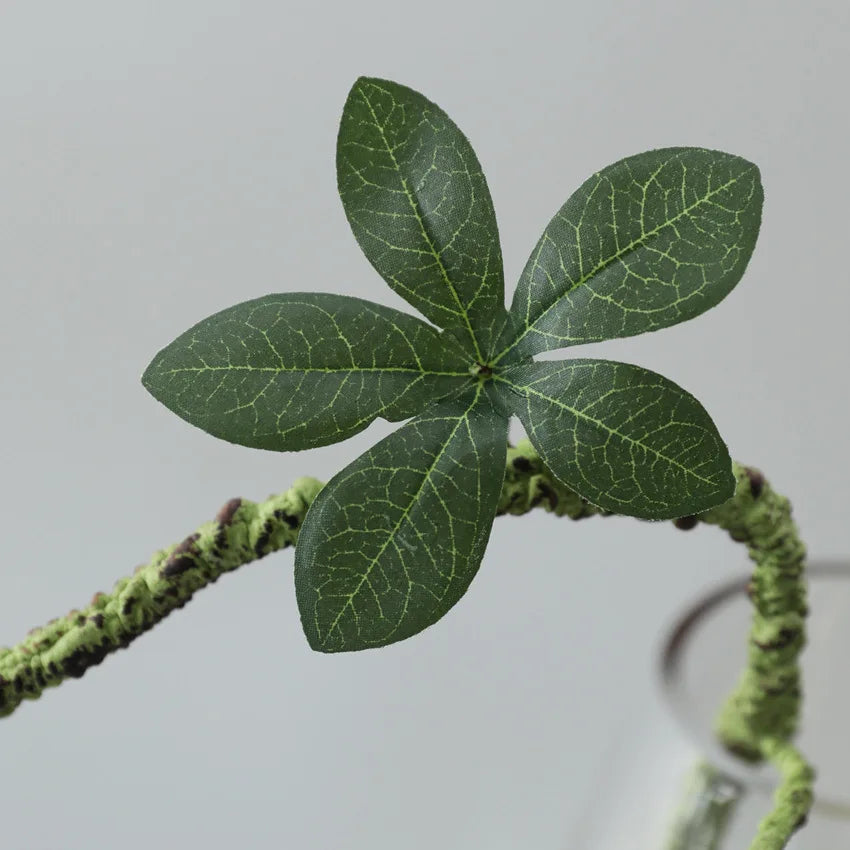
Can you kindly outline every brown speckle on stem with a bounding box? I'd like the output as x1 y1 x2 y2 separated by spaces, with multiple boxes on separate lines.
273 508 299 528
744 467 765 499
216 498 242 526
161 533 201 578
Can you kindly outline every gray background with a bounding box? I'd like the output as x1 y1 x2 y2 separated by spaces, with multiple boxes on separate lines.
1 2 847 848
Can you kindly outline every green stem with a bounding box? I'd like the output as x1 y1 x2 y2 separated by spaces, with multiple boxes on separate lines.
748 738 814 850
699 464 812 850
0 444 812 849
700 466 808 759
0 476 324 715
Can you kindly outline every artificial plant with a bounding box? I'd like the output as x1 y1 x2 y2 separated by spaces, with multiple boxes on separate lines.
0 78 812 849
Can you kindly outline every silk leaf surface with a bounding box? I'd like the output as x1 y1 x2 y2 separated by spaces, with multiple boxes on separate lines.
142 293 469 451
337 76 507 360
495 148 762 361
495 359 733 518
295 384 508 651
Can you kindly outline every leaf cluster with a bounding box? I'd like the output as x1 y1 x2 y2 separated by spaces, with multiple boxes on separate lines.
143 77 763 652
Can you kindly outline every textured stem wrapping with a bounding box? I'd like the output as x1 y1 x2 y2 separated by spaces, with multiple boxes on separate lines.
700 465 808 758
698 464 812 849
0 477 324 717
747 738 814 850
0 443 812 849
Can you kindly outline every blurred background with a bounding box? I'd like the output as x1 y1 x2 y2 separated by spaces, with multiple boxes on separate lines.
1 2 847 847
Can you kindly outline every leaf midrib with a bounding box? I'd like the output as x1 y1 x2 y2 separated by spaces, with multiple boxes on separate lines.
157 365 470 377
492 168 752 364
494 372 717 487
317 383 483 648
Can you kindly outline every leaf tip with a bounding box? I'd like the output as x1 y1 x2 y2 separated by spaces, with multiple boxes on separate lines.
347 75 391 100
139 355 162 399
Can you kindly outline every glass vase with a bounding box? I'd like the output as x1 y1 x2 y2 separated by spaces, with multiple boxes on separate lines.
576 560 850 849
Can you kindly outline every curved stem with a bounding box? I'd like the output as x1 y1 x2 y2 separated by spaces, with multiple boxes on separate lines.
0 444 812 849
699 466 808 759
0 476 324 716
748 738 814 850
698 464 812 849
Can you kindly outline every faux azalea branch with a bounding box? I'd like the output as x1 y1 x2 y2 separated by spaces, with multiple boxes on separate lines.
142 77 763 653
0 445 812 848
3 76 813 850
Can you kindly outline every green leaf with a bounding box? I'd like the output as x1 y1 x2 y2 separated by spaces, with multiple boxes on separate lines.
495 359 734 518
142 293 470 451
294 384 508 652
494 148 763 362
337 77 507 361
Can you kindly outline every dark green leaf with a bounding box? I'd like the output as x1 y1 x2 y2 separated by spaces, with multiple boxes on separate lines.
294 384 508 651
142 293 470 451
494 148 762 362
337 77 507 361
495 359 734 518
